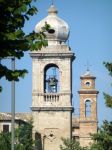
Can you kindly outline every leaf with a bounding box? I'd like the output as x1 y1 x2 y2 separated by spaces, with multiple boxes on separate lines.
24 14 29 20
103 93 112 108
14 4 27 14
0 0 47 91
27 6 37 16
103 62 112 76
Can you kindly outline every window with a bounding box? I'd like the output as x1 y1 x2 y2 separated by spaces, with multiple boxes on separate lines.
48 29 55 34
73 136 79 141
85 81 90 87
85 100 91 117
3 124 9 133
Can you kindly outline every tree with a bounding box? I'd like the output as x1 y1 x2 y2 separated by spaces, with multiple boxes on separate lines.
90 121 112 150
0 121 34 150
0 132 11 150
103 62 112 108
89 62 112 150
0 0 50 91
15 122 34 150
60 138 87 150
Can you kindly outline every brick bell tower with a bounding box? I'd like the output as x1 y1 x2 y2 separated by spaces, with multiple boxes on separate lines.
78 70 99 147
30 5 75 150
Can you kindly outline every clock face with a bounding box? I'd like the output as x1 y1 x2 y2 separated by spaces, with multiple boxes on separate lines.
85 81 91 87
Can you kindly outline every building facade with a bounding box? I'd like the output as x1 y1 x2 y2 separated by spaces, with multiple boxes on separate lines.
30 4 75 150
0 4 99 150
72 70 99 147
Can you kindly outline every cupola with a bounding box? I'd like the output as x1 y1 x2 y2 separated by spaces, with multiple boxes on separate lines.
35 5 69 45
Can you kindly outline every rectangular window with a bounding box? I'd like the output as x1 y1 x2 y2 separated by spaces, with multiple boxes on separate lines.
3 125 9 133
75 136 79 141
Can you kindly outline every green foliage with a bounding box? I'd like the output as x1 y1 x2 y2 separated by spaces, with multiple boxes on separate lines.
60 138 87 150
103 62 112 108
0 64 27 81
0 132 11 150
0 0 50 88
90 121 112 150
103 93 112 108
15 122 34 150
90 62 112 150
0 122 34 150
104 62 112 77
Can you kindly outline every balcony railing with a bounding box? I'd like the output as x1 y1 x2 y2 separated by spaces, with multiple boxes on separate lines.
44 93 59 102
32 92 71 105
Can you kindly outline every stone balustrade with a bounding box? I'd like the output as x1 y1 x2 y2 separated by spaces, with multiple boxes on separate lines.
44 93 59 102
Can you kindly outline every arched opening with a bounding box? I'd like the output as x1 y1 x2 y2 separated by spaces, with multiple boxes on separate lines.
44 64 60 93
85 100 91 117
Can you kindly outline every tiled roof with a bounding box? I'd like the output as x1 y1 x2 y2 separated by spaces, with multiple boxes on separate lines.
0 112 79 126
0 113 12 121
0 112 32 122
15 112 32 122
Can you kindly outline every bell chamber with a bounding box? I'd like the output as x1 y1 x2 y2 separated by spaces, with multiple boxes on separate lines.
44 64 60 93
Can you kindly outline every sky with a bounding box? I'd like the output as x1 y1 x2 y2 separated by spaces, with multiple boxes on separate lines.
0 0 112 126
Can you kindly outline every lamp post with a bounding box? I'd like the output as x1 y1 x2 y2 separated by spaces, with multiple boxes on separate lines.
0 57 15 150
11 57 15 150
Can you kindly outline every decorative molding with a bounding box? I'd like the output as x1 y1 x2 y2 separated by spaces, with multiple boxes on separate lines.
30 52 75 60
32 92 72 96
79 120 98 123
84 98 93 103
78 91 99 94
80 76 96 79
31 106 74 111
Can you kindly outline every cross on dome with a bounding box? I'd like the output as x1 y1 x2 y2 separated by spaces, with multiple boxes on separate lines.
51 0 54 5
83 61 92 76
85 61 91 72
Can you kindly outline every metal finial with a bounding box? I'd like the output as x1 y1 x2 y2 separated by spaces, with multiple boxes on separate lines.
85 61 91 71
51 0 54 5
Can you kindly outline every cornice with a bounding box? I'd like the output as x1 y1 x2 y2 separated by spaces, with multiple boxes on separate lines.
31 106 74 111
30 52 75 60
78 90 99 94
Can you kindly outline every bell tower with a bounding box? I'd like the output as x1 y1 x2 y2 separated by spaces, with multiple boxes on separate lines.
30 5 75 150
78 70 99 147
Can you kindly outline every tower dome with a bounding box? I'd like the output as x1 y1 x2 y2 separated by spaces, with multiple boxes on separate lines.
35 5 69 45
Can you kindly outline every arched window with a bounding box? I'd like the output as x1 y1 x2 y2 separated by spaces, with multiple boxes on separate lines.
85 100 91 117
44 64 59 93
